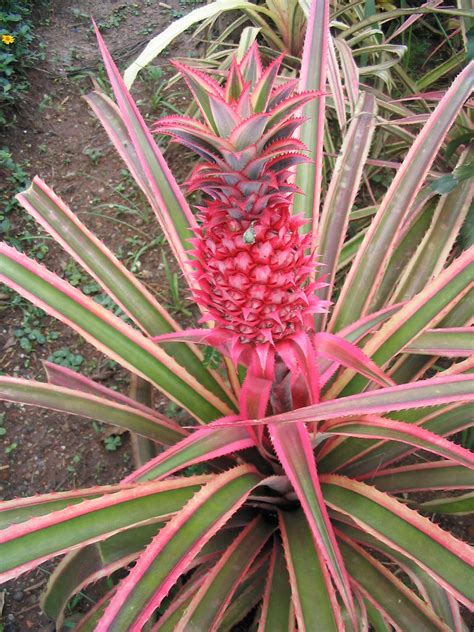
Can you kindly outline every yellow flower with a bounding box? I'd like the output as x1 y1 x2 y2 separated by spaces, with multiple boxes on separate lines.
2 34 15 45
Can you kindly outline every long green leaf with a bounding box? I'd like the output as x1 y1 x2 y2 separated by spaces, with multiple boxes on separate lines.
359 461 474 493
329 246 474 397
371 192 437 309
294 0 329 246
321 415 474 470
0 485 124 530
0 476 210 581
258 538 293 632
124 425 253 483
44 527 236 628
419 492 474 516
17 177 236 409
325 403 474 477
95 465 261 630
0 377 186 445
405 327 474 357
269 422 354 625
42 523 161 627
279 509 340 631
391 149 473 302
316 91 377 329
218 557 270 631
0 243 231 421
94 25 196 286
225 376 474 429
337 522 468 632
322 475 474 607
176 517 272 631
17 177 176 336
330 61 474 331
337 534 450 631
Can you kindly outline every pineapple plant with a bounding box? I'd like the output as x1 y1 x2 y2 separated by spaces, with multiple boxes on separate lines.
0 1 473 629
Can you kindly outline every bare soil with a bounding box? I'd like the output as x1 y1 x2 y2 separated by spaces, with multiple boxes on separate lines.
0 1 200 629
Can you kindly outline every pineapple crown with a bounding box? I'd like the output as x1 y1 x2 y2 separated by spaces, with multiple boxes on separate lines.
154 45 322 220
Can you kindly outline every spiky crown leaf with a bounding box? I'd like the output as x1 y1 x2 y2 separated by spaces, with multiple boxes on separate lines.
154 45 321 220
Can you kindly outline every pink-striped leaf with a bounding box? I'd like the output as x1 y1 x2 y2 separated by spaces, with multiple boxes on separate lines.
16 177 176 336
330 61 474 331
0 243 231 421
229 113 269 150
175 517 272 631
258 538 293 632
315 92 377 330
405 327 474 357
327 36 346 129
218 555 270 632
44 527 236 629
269 423 354 626
419 492 474 516
93 24 196 286
387 288 473 386
95 465 261 631
42 523 161 627
152 564 210 631
123 425 253 483
336 303 405 344
320 415 474 470
333 39 359 115
0 484 125 530
319 303 404 387
439 356 474 377
70 592 112 632
368 189 437 309
358 461 474 493
171 60 223 133
208 92 242 137
251 54 284 113
391 150 473 303
214 375 474 429
337 533 450 631
293 0 329 247
321 475 474 608
322 402 474 477
279 509 344 632
328 246 474 398
44 361 163 417
239 41 263 86
16 178 234 407
0 476 211 582
337 522 466 632
279 508 341 631
314 332 395 387
0 377 186 445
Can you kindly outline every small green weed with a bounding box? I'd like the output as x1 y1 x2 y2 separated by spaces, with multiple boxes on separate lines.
83 146 104 165
47 347 84 371
5 442 17 454
104 434 122 451
160 252 192 317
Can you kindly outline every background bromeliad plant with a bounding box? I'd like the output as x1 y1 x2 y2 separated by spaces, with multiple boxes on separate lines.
0 0 473 629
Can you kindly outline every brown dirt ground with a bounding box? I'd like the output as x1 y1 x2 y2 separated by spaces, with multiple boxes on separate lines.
0 1 203 629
